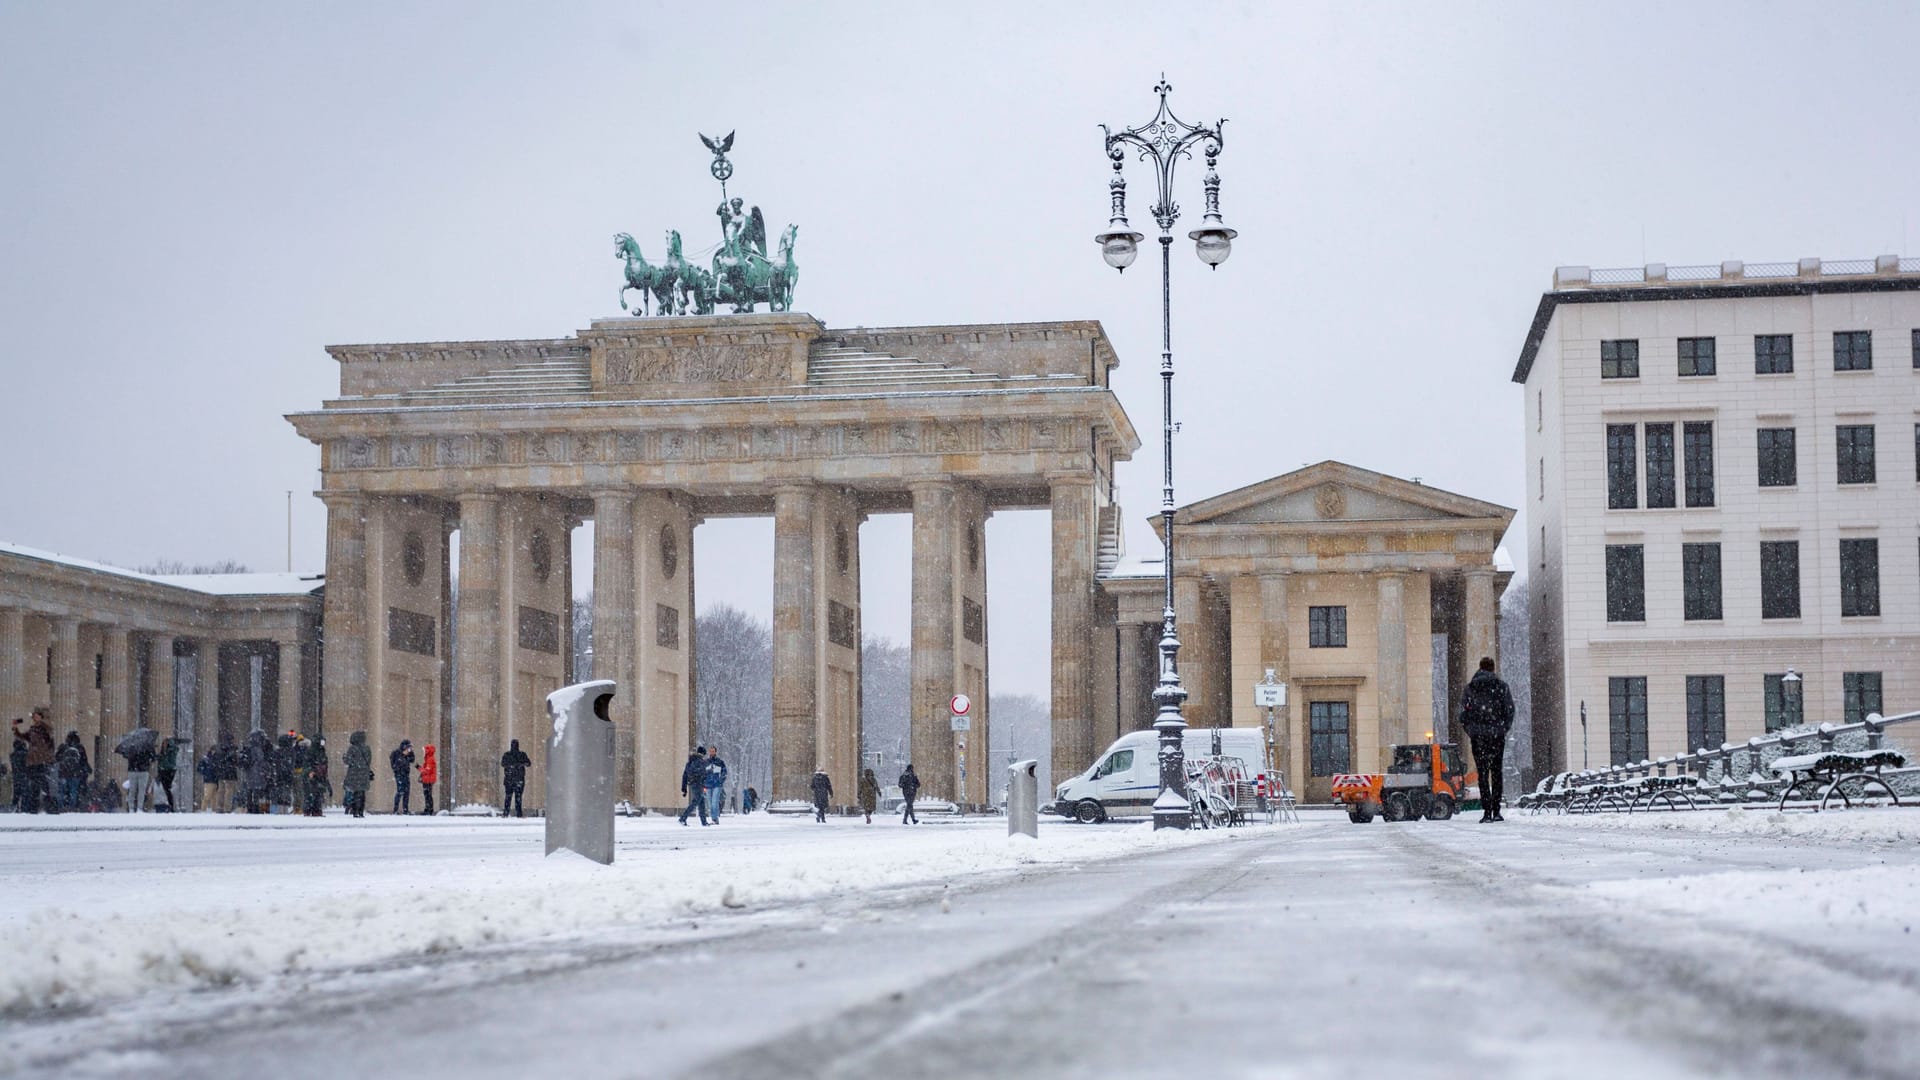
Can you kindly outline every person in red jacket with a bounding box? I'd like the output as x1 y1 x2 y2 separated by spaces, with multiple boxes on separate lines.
418 744 438 816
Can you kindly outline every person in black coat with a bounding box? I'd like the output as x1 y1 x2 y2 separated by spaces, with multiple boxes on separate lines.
501 739 532 817
678 747 709 826
389 739 416 814
898 764 921 824
55 731 92 811
809 770 833 823
1459 657 1517 823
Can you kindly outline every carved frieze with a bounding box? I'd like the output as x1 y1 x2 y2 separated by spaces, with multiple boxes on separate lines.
601 343 795 387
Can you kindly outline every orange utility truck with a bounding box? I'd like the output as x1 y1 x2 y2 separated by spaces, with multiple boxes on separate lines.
1331 742 1477 823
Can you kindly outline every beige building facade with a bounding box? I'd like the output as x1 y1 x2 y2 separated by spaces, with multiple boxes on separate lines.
1096 463 1513 802
1517 257 1920 777
0 543 322 805
287 313 1138 812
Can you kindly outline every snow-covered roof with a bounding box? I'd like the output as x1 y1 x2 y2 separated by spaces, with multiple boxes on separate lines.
1104 551 1164 580
1 541 322 598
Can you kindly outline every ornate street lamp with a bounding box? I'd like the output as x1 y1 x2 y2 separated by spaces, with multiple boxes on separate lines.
1097 78 1235 830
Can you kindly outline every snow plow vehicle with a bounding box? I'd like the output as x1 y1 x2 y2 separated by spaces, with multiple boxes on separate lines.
1331 742 1476 823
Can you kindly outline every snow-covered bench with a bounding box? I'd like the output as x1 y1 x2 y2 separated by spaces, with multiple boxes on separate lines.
1767 750 1906 812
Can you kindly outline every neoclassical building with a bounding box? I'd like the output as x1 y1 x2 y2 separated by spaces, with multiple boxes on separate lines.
286 313 1137 812
1096 463 1514 802
0 543 322 804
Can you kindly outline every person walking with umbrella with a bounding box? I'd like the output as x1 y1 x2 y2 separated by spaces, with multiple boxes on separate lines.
115 723 160 813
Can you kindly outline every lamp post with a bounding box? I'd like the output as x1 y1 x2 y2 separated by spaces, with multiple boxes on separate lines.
1096 78 1236 830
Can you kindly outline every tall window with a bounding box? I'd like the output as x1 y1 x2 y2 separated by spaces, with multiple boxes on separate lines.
1606 424 1638 509
1759 540 1800 619
1763 674 1804 731
1757 428 1796 487
1914 424 1919 481
1912 328 1919 369
1309 701 1351 776
1601 339 1639 378
1837 425 1876 484
1677 337 1716 376
1682 542 1722 620
1839 538 1880 616
1684 422 1715 507
1644 423 1676 508
1609 676 1649 765
1755 333 1794 374
1605 544 1645 622
1833 330 1872 371
1308 606 1347 648
1685 676 1726 751
1842 672 1882 724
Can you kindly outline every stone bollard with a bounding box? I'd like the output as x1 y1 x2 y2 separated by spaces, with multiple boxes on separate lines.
545 679 618 865
1007 758 1039 839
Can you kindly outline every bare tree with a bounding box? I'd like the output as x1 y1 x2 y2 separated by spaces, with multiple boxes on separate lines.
988 692 1052 794
572 590 593 683
134 559 252 574
860 635 912 772
1499 580 1533 787
693 605 773 798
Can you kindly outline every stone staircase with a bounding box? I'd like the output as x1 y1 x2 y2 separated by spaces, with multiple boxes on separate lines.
374 358 594 404
805 342 1000 389
1097 504 1124 575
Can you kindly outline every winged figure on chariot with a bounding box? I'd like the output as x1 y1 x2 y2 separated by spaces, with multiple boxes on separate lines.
615 131 798 316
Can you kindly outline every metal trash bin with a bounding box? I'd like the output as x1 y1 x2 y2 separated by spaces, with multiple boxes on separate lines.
1007 758 1039 838
544 679 618 864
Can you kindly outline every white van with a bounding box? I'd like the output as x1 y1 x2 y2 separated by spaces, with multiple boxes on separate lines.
1053 728 1268 823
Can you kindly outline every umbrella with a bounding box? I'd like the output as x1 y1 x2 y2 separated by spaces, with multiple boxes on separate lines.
116 726 159 757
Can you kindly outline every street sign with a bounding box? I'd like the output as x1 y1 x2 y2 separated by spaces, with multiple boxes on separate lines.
950 693 971 716
1254 682 1286 708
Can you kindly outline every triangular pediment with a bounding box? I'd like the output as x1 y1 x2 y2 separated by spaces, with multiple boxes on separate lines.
1174 461 1514 527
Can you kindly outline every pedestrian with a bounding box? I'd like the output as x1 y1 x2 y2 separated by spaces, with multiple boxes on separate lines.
0 747 11 813
418 744 438 815
1459 656 1516 823
115 723 159 813
243 729 273 813
6 731 26 812
702 746 728 824
56 731 92 811
500 738 531 817
214 731 240 812
678 746 708 826
343 730 373 818
290 734 310 815
197 744 221 813
390 739 416 814
898 763 920 824
155 736 180 811
858 768 879 824
304 735 330 816
809 770 834 822
15 710 57 813
741 786 758 814
273 731 298 813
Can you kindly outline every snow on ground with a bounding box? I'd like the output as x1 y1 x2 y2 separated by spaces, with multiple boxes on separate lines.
0 811 1247 1014
1521 803 1920 844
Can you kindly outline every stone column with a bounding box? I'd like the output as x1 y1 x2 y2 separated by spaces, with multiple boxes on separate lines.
1049 477 1097 784
49 617 81 737
320 493 370 745
1464 570 1498 674
145 634 175 737
772 484 819 803
1260 573 1293 778
0 609 23 728
907 481 957 801
277 638 304 736
99 625 131 756
590 492 636 802
1376 574 1409 757
196 639 220 758
1172 574 1209 723
1116 621 1152 732
454 494 503 809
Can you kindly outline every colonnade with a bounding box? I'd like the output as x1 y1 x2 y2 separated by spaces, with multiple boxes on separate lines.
318 474 1102 813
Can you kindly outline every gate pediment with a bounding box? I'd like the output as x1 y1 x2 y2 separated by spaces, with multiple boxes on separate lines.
1175 461 1512 526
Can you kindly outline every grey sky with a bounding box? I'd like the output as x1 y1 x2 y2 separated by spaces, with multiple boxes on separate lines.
3 1 1916 698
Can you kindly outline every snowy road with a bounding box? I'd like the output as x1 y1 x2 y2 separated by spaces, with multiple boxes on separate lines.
6 812 1920 1078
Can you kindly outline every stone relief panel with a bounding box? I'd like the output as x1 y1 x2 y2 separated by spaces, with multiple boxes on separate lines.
436 436 470 467
601 344 792 386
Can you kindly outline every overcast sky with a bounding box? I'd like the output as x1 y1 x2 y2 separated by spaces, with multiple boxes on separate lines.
3 1 1917 698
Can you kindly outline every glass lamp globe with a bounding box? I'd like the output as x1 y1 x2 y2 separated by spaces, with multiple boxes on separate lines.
1189 220 1236 268
1097 225 1142 271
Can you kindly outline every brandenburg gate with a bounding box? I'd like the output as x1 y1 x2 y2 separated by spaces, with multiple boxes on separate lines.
288 313 1137 810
